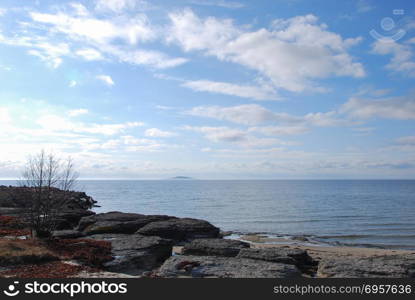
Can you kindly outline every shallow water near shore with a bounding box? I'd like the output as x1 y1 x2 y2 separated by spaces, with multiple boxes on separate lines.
1 179 414 250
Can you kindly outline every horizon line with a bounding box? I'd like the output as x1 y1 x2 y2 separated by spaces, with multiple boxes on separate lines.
1 178 414 181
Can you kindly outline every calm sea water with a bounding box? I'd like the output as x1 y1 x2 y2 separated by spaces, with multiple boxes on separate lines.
1 180 414 249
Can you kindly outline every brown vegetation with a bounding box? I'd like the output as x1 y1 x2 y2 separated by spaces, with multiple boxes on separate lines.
0 225 112 277
0 229 30 237
0 261 99 278
45 239 113 267
0 239 57 266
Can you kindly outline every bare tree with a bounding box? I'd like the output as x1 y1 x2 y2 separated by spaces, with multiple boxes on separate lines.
19 150 79 238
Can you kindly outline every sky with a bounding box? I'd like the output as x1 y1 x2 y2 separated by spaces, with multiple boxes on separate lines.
0 0 414 179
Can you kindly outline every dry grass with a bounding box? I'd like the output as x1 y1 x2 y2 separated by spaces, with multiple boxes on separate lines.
0 261 99 278
45 239 113 267
0 237 112 267
0 239 50 256
0 229 30 237
0 239 57 266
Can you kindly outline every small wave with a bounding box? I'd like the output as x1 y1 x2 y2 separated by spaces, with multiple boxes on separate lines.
250 219 332 224
316 234 373 239
317 234 415 240
326 240 415 250
226 231 415 250
361 222 415 227
329 215 367 219
364 227 415 232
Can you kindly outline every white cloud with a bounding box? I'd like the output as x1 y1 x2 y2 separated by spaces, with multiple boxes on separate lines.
168 10 364 92
186 126 245 142
95 0 151 13
0 105 177 176
303 111 346 127
36 115 73 131
85 135 165 152
356 0 375 13
144 128 177 137
0 107 11 124
69 80 77 87
189 0 245 9
30 10 155 45
1 102 414 178
0 64 11 71
249 126 309 136
68 108 89 117
76 48 104 61
110 48 188 68
28 50 63 68
186 104 345 127
121 135 169 152
397 136 415 145
167 9 241 52
186 104 298 125
0 35 71 68
155 105 175 110
359 160 415 170
182 80 278 100
341 95 415 120
187 96 415 130
84 122 143 135
352 127 375 135
96 75 115 86
372 40 415 76
20 6 187 69
184 126 288 148
69 3 90 17
0 4 188 70
355 85 392 97
36 114 143 135
0 8 7 17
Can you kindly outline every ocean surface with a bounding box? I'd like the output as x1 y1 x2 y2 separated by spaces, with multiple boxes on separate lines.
1 180 415 249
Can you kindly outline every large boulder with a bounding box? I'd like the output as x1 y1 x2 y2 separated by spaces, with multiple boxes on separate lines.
157 255 302 278
78 212 146 231
54 209 95 230
183 239 250 257
52 230 85 239
87 233 173 275
237 247 314 267
78 212 174 235
317 255 415 278
136 218 220 242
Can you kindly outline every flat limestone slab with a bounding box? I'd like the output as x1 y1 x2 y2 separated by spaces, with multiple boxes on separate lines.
157 255 302 278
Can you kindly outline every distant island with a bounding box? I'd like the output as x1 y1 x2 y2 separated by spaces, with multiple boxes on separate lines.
170 176 194 180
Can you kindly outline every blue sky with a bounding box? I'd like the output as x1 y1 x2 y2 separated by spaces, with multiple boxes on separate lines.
0 0 414 179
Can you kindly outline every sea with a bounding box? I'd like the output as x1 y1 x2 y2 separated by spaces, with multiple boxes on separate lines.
1 179 414 250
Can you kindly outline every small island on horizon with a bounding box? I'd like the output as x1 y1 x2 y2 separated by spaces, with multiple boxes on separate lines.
170 176 194 180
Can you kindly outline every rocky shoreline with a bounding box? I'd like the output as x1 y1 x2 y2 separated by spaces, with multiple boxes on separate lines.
0 210 413 278
0 186 414 278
